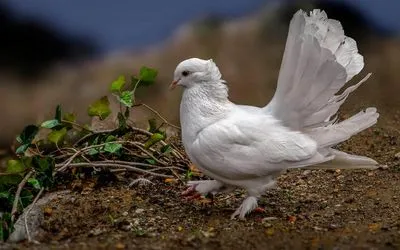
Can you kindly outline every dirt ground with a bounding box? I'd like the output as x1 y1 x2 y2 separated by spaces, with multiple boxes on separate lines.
0 108 398 250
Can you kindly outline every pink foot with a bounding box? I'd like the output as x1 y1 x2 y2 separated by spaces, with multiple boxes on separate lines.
254 207 265 213
181 185 202 201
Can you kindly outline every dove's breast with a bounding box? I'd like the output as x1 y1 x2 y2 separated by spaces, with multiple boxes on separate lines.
179 85 233 146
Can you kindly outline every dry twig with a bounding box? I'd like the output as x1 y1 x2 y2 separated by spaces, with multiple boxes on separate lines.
24 187 44 242
11 171 33 223
58 162 174 178
135 103 181 130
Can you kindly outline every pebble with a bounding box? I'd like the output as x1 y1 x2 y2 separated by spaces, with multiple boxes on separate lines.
135 208 145 214
120 223 133 231
89 228 104 236
262 216 278 221
379 165 389 169
313 226 324 231
395 152 400 159
115 242 126 249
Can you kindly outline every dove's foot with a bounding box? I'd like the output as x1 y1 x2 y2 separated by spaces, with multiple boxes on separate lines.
230 196 258 220
182 180 225 198
254 207 265 213
181 185 203 200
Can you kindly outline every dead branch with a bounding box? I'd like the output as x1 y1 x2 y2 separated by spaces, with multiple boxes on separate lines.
135 103 181 130
24 187 44 242
58 162 174 178
11 171 33 223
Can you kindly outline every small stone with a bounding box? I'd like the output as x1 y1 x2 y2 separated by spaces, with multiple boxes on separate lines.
368 223 381 232
379 165 389 170
120 222 133 231
287 215 297 224
302 170 311 176
265 228 274 236
43 207 53 216
313 226 324 231
328 224 339 230
115 242 126 249
395 152 400 159
135 208 145 214
201 230 216 238
122 211 128 216
262 216 278 221
263 223 272 228
89 228 104 236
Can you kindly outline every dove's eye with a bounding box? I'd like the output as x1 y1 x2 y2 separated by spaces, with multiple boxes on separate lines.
182 71 190 77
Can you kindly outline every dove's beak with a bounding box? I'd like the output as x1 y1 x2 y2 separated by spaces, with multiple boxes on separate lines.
169 79 180 90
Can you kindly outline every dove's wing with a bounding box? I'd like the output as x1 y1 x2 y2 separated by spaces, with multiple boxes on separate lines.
264 10 366 131
188 111 330 181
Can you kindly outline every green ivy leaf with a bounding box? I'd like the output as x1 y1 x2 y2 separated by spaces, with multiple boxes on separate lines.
0 175 22 189
55 105 62 122
88 148 100 155
32 156 54 188
32 156 54 173
20 189 33 207
117 112 127 130
139 66 158 85
16 125 39 145
144 133 165 149
0 191 10 199
148 118 157 133
104 142 122 154
48 127 67 144
6 159 27 174
124 107 130 118
0 212 12 242
110 75 126 93
145 159 156 165
41 119 61 129
15 144 30 155
118 91 133 107
63 112 76 123
161 144 173 155
105 135 117 142
28 178 41 190
87 96 111 120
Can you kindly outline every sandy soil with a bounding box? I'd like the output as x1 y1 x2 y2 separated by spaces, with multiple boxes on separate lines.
1 109 398 250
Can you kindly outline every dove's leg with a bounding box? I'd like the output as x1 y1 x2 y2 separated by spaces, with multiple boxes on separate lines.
182 180 232 199
231 180 276 220
230 196 259 220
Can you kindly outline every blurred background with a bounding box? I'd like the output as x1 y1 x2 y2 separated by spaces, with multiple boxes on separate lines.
0 0 399 147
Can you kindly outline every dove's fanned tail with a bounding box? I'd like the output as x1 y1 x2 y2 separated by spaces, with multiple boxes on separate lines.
264 9 379 168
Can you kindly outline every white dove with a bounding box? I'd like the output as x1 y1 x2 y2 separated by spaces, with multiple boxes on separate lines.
170 9 379 219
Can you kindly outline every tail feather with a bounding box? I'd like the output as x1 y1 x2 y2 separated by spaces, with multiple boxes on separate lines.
307 107 379 148
303 73 372 129
305 149 378 170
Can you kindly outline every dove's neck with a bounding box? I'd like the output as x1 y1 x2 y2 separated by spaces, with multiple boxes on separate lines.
180 81 232 143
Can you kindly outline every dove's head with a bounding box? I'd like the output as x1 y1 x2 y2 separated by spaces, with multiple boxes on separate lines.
170 58 222 90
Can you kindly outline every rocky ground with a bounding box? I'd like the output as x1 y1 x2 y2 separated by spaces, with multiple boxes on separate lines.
0 110 399 250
